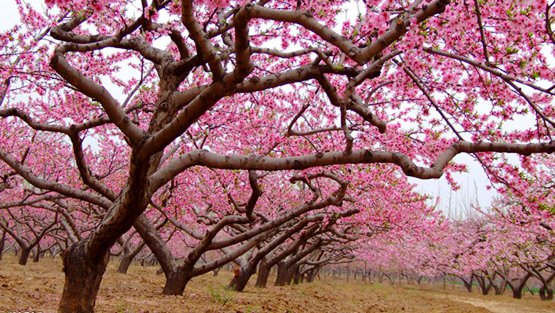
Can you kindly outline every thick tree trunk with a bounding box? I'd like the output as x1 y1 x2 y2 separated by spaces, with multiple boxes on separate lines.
255 262 271 288
281 264 298 286
18 247 31 265
33 244 41 263
58 242 109 313
230 267 255 292
274 262 288 286
162 269 190 295
539 286 554 301
512 285 525 299
508 273 531 299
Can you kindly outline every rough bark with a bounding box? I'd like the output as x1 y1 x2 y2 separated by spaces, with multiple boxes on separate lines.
274 262 288 286
18 247 31 265
58 242 110 313
255 261 272 288
162 269 191 295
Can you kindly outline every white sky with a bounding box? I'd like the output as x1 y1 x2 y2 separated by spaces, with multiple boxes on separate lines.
0 0 496 215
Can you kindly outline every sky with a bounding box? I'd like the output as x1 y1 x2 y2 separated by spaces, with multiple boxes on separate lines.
0 0 497 215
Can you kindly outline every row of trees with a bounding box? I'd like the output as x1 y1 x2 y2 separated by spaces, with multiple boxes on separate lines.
1 0 555 312
1 164 438 291
358 207 555 300
359 154 555 300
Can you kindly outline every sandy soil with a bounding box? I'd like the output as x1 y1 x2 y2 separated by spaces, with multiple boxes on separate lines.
1 255 554 313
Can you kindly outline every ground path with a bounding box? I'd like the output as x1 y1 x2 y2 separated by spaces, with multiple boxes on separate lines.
1 255 554 312
440 294 554 313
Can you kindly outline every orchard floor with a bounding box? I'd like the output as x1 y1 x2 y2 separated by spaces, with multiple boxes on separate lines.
1 255 555 313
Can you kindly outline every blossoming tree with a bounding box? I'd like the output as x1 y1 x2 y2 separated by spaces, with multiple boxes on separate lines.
1 0 555 312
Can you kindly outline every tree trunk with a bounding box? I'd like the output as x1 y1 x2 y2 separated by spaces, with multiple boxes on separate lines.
481 284 492 295
58 242 109 313
18 247 31 265
463 280 472 292
476 276 491 295
274 262 294 286
231 267 255 292
493 279 507 295
255 262 271 288
117 254 134 274
0 230 5 261
274 262 288 286
117 240 146 274
212 267 221 277
33 244 41 263
306 267 319 283
162 269 190 295
512 285 525 299
539 286 554 301
283 264 298 285
293 267 301 285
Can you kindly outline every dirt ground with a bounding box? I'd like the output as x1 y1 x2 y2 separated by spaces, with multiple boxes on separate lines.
1 255 554 313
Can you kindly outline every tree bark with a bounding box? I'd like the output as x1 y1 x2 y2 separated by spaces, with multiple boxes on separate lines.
492 277 507 295
33 244 41 263
539 286 554 301
117 241 146 274
293 266 301 285
462 279 473 293
512 285 525 299
230 266 256 292
306 267 320 283
274 262 288 286
58 242 109 313
475 275 492 295
255 261 272 288
493 281 506 295
162 269 191 295
117 254 134 274
508 273 532 299
0 230 5 261
18 247 31 265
